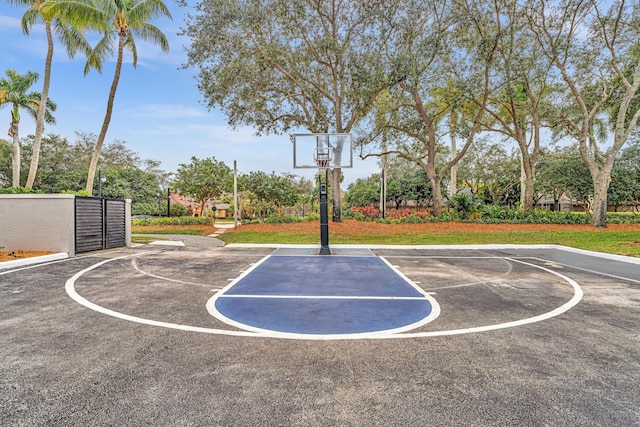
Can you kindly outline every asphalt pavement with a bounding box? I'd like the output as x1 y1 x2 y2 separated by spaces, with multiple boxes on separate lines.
1 243 639 426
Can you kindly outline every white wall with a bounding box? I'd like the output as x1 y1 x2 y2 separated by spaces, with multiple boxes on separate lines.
0 194 76 255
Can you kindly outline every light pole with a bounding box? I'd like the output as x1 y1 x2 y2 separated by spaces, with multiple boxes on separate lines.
167 187 171 217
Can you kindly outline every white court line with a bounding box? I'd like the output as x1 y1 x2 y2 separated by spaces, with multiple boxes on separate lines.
64 251 584 340
65 253 258 337
217 294 427 300
528 256 640 284
130 257 215 288
392 258 583 338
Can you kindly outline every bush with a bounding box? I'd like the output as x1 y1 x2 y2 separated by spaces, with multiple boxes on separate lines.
0 187 43 194
478 207 589 224
607 212 640 224
132 216 213 226
448 193 484 220
351 206 380 221
264 215 306 224
131 203 162 216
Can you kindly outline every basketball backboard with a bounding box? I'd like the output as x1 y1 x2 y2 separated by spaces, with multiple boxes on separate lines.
292 133 353 169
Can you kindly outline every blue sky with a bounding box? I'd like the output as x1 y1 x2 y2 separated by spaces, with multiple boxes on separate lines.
0 1 377 186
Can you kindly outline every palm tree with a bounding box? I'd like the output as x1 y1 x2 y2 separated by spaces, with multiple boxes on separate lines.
8 0 91 189
44 0 171 195
0 69 57 188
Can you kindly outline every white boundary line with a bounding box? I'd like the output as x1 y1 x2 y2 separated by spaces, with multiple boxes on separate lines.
63 250 584 340
392 258 583 338
65 253 258 337
130 257 217 288
226 243 640 265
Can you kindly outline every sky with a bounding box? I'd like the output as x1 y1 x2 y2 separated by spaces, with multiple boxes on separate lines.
0 1 379 187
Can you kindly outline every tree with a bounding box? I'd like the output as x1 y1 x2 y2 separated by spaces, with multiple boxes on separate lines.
239 171 300 216
172 157 232 216
457 139 520 205
45 0 171 195
10 0 91 189
182 0 403 222
536 144 592 212
0 69 56 187
528 0 640 226
0 138 12 187
473 1 555 210
359 0 497 216
609 142 640 212
345 174 381 208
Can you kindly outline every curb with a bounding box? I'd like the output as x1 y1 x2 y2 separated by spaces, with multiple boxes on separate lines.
0 252 69 270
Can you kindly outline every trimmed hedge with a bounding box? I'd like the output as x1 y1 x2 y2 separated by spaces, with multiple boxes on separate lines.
132 216 214 226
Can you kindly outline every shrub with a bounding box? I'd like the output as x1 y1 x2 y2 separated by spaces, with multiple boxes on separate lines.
132 216 212 226
264 215 305 224
607 212 640 224
0 187 43 194
387 208 412 219
448 193 484 220
351 206 380 221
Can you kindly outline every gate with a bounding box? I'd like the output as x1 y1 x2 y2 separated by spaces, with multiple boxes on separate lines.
75 197 126 253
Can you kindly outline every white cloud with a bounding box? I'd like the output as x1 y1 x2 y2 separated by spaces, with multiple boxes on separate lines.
0 15 20 30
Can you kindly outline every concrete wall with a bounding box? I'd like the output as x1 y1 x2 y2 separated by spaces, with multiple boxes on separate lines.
0 194 131 256
0 194 76 255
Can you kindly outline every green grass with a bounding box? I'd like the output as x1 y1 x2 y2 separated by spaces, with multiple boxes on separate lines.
219 229 640 257
131 235 169 244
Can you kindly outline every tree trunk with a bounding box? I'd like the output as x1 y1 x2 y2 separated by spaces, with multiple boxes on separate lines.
591 174 609 228
449 132 457 199
430 175 444 217
26 22 54 189
86 34 125 195
11 121 20 188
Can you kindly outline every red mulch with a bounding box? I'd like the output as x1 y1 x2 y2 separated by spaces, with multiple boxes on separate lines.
0 251 54 262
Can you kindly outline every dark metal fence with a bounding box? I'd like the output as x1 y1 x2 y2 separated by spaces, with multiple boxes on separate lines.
75 197 126 253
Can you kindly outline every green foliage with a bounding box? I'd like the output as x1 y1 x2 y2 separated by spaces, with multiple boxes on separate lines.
60 189 89 196
132 216 212 226
479 207 588 224
173 156 232 211
0 186 43 194
239 171 300 217
607 213 640 224
170 204 189 217
263 215 306 224
448 193 484 220
345 174 380 207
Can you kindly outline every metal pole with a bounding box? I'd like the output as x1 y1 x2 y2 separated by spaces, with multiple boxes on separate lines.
319 168 331 255
167 187 171 217
234 160 238 228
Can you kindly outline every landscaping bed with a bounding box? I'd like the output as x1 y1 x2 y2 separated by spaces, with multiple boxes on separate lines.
0 251 54 262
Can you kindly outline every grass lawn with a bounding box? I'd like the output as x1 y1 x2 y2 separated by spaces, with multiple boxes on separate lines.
216 221 640 258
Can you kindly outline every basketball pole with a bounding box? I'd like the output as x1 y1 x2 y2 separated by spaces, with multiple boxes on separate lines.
319 168 331 255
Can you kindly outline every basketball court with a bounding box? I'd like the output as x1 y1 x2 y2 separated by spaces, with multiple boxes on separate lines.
1 135 639 424
56 243 637 341
2 242 640 425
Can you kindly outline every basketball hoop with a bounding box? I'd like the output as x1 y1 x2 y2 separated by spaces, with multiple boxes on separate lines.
314 146 333 169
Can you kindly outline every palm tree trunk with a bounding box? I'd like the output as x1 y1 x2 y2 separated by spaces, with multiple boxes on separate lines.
26 22 54 189
11 121 20 188
86 34 125 195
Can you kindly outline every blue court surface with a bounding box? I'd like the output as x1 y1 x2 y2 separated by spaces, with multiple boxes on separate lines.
209 255 438 337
